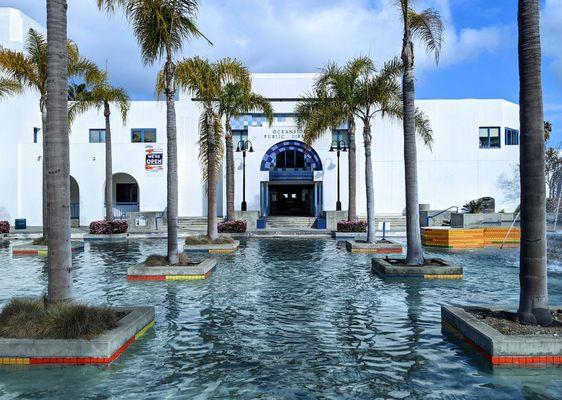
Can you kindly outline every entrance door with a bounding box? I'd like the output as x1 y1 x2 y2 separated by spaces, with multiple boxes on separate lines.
268 184 314 216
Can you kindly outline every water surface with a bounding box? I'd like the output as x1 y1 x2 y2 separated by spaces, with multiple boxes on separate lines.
0 237 561 399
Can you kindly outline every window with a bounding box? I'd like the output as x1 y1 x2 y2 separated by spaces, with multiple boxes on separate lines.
276 149 306 169
332 129 349 145
116 183 138 203
479 127 501 148
89 129 106 143
505 127 520 145
233 129 248 147
33 127 40 143
131 128 157 143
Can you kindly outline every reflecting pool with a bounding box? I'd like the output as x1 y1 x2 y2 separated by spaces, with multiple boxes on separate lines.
0 236 561 399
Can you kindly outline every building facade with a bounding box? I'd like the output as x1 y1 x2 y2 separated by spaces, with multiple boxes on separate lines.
0 8 520 226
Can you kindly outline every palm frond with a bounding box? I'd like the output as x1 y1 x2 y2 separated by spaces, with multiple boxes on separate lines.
246 93 273 126
198 108 224 184
68 97 102 127
408 7 444 64
0 77 23 99
119 0 209 65
414 108 433 149
0 46 38 90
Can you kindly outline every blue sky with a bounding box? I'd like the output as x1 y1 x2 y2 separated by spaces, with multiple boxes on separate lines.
2 0 562 142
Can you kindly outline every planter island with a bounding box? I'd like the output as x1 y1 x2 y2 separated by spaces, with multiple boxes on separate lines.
12 241 84 256
83 233 129 242
128 258 217 281
442 305 562 366
183 236 240 254
346 240 403 254
372 257 463 279
0 306 154 365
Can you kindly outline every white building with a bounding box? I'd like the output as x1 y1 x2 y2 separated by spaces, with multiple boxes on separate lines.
0 8 520 227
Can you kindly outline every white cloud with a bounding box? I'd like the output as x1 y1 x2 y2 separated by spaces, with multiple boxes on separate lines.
0 0 508 99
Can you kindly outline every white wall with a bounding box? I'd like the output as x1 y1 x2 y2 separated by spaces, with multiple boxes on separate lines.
0 11 520 225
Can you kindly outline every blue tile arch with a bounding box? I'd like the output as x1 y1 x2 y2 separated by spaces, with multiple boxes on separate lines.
260 140 323 171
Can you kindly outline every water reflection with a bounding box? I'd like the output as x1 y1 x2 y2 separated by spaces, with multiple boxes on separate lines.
0 237 560 399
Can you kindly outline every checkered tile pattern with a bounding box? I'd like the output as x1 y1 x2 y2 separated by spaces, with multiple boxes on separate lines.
260 140 322 171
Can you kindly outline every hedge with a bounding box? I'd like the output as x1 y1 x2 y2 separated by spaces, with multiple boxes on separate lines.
0 221 9 234
218 220 247 233
337 220 367 232
89 220 128 234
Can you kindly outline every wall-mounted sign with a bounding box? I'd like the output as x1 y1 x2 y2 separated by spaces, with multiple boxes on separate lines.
262 127 304 141
145 145 163 173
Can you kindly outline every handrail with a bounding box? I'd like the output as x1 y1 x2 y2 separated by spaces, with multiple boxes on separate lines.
500 211 520 249
428 206 458 220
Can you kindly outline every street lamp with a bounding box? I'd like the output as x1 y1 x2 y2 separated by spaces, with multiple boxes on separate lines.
329 140 347 211
235 139 254 211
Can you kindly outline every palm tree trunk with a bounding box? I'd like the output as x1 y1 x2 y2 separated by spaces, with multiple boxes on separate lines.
41 106 48 237
225 118 235 221
104 101 113 221
347 117 357 221
517 0 551 325
46 0 72 302
402 28 424 266
363 121 376 243
165 59 179 265
206 109 218 240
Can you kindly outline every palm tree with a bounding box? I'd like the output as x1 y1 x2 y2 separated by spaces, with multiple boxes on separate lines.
98 0 208 264
517 0 551 326
69 71 131 221
297 57 432 243
68 82 87 100
218 81 273 221
0 28 99 237
0 77 22 98
295 58 370 222
46 0 71 302
174 57 250 240
396 0 443 265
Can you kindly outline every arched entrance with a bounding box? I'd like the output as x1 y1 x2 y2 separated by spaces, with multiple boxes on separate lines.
111 173 140 219
70 176 79 226
260 140 323 217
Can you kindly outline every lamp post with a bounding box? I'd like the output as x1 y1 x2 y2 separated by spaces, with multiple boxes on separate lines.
329 140 347 211
236 139 254 211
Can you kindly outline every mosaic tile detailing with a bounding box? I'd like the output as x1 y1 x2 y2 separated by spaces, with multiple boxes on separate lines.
424 274 463 279
260 140 323 171
13 247 81 256
128 270 213 281
351 247 403 254
230 114 296 130
422 228 521 249
442 320 562 365
0 320 154 365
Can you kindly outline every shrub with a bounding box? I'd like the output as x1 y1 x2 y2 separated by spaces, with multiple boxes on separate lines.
32 237 48 246
337 220 367 232
144 253 192 267
462 199 484 214
89 220 128 234
218 220 247 233
0 298 120 339
0 221 9 234
185 235 235 245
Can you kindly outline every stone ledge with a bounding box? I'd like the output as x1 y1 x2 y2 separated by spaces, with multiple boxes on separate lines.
345 240 403 254
184 240 240 254
0 306 155 365
442 305 562 365
127 259 216 281
83 233 129 242
372 258 463 279
12 241 84 256
332 231 367 240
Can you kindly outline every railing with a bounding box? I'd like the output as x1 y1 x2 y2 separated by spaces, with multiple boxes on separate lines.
109 202 140 219
70 203 80 220
426 206 459 226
